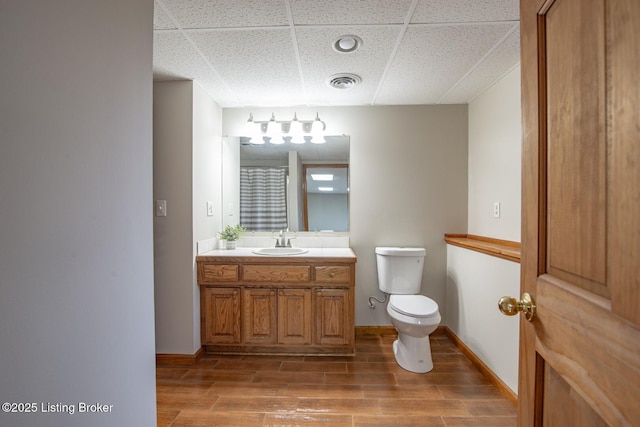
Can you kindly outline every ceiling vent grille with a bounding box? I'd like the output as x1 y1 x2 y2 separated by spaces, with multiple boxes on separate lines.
328 73 362 90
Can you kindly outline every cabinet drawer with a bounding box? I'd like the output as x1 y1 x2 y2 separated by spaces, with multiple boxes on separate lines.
314 266 351 283
243 265 310 282
200 264 239 282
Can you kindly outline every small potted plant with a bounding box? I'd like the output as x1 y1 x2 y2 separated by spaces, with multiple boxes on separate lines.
218 224 246 250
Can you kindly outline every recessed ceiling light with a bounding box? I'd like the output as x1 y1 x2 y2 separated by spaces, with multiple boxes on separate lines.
318 187 334 192
333 35 362 53
311 174 334 181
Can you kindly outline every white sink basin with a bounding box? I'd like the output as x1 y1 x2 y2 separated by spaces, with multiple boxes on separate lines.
252 247 309 256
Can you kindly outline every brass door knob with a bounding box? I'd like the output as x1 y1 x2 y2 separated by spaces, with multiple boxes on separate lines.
498 292 536 321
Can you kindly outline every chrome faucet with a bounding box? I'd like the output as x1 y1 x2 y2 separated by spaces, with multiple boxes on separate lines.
275 229 292 247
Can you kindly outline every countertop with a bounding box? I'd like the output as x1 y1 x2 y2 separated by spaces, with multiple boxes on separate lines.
196 247 357 260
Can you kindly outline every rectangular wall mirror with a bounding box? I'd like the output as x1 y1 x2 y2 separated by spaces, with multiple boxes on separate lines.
222 136 349 233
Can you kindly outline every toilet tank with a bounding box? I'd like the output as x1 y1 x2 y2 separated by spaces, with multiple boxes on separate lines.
375 247 426 294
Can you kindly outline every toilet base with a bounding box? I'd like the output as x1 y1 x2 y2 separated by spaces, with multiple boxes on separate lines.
392 334 434 373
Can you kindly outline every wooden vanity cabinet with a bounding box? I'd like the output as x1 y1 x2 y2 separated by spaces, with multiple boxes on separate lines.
196 254 356 355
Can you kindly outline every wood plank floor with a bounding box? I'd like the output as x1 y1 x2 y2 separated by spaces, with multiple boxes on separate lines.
157 332 517 426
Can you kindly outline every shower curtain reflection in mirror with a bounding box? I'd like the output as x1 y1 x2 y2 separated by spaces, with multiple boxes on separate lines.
240 167 288 231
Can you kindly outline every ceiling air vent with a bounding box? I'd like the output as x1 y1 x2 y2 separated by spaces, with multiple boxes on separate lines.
328 73 362 90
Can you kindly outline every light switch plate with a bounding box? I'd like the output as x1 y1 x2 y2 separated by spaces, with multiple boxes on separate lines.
207 201 214 216
156 200 167 217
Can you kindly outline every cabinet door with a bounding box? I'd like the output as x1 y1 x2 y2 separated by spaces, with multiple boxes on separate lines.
242 289 277 344
278 289 312 345
201 287 241 344
314 288 353 346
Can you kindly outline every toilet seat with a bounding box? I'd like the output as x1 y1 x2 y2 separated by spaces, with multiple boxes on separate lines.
389 295 439 318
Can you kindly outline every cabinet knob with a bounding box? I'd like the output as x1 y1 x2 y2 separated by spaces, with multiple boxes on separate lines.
329 272 335 278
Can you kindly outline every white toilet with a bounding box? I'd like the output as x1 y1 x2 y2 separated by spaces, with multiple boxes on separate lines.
375 247 441 373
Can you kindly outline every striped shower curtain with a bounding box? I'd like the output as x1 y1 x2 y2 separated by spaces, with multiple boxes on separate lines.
240 167 288 231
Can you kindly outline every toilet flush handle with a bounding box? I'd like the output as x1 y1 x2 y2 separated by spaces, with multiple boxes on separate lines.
498 292 536 321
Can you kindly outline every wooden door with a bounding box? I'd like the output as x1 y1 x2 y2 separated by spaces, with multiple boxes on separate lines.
519 0 640 425
242 288 277 344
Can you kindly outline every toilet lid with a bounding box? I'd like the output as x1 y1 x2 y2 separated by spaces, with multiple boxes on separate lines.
389 295 439 318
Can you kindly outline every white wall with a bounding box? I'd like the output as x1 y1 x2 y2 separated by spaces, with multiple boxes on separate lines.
192 83 223 347
154 81 222 354
446 65 522 394
288 151 304 232
446 246 520 392
0 1 157 426
223 106 469 326
222 137 240 228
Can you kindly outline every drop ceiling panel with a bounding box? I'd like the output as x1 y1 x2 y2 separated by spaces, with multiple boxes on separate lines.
153 32 238 105
152 0 521 107
375 23 515 104
191 29 303 106
440 25 520 103
154 2 177 30
295 26 401 105
158 0 289 29
412 0 519 23
290 0 414 25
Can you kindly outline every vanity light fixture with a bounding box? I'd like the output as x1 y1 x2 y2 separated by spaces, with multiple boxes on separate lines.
246 113 265 144
289 113 305 144
310 113 326 144
266 113 280 139
246 113 326 145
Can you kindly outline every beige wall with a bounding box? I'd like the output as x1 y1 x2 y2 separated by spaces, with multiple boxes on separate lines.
154 81 195 354
0 1 157 425
154 81 222 354
468 65 522 241
223 105 469 325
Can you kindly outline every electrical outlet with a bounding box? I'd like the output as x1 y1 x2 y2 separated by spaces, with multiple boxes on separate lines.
207 201 214 216
493 202 501 218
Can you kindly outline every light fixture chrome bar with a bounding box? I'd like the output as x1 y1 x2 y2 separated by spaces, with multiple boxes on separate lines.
248 113 325 130
246 113 327 145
